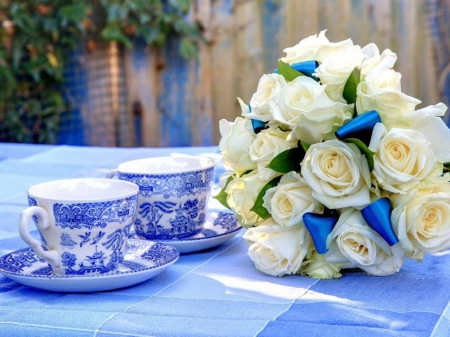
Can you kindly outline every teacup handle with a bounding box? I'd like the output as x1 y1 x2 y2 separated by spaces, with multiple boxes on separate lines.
106 169 117 179
19 206 60 267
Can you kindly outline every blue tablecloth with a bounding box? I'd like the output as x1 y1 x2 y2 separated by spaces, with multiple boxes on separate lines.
0 143 449 337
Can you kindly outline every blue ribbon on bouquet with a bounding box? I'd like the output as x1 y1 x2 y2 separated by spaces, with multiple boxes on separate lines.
303 211 339 254
335 110 381 146
248 105 267 134
274 60 319 80
251 119 266 134
361 197 399 246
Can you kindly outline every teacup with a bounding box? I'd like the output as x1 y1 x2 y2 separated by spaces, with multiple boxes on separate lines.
19 178 139 276
107 156 215 240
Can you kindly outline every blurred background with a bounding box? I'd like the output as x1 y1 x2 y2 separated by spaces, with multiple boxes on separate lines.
1 0 450 148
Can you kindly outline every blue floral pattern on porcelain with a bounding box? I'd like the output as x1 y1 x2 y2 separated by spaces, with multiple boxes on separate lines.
0 241 177 276
119 167 214 240
0 240 179 292
27 195 138 276
27 196 48 247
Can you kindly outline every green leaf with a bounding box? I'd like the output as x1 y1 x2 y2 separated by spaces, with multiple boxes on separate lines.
267 146 305 173
250 177 282 219
101 23 133 47
343 66 361 105
59 3 90 24
179 38 198 60
300 141 310 152
277 60 304 82
169 0 192 13
345 138 375 171
213 175 234 209
443 162 450 174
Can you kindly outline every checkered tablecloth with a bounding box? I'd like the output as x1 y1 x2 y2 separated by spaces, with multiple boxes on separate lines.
1 143 449 337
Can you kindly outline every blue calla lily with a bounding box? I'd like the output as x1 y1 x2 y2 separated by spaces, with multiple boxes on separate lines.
335 110 381 146
303 212 339 254
289 60 319 79
274 60 319 80
251 119 266 134
361 198 399 246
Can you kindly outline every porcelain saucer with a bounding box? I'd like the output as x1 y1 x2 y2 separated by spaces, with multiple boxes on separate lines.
131 210 242 253
0 240 179 292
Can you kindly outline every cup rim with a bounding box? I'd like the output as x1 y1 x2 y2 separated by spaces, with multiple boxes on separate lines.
28 178 139 203
116 155 216 175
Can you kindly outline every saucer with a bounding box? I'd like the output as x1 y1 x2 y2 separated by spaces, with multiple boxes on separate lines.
132 210 242 253
0 240 179 292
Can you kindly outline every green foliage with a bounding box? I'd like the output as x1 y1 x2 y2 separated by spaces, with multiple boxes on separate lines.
343 65 361 106
0 0 204 143
277 60 304 82
344 137 375 171
267 143 306 173
99 0 204 58
250 176 281 219
444 162 450 174
213 175 234 210
0 0 90 143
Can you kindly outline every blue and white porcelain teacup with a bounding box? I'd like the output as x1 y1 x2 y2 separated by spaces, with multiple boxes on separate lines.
18 178 139 276
107 156 215 241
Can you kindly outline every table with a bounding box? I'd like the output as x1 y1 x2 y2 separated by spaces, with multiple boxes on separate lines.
0 143 449 337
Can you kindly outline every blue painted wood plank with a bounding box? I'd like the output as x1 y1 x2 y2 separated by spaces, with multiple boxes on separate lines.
58 48 88 146
160 38 193 147
262 0 283 71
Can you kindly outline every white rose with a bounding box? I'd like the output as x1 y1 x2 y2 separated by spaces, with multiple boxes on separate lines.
397 103 447 131
241 73 287 123
300 251 342 279
391 183 450 259
356 69 421 129
406 103 450 163
263 172 319 228
314 45 364 102
361 43 397 77
271 76 353 144
369 123 437 194
326 210 406 276
219 117 256 175
218 170 233 188
404 102 447 121
301 140 371 209
244 218 312 277
249 128 296 181
281 30 354 65
225 172 265 227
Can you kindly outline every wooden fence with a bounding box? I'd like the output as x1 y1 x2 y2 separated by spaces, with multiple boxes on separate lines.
63 0 450 147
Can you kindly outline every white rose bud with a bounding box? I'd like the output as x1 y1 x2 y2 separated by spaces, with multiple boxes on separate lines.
242 73 286 123
326 210 406 276
300 251 342 279
361 43 397 77
301 140 371 209
281 30 354 65
314 45 364 102
249 128 296 181
244 218 312 277
263 172 319 228
219 117 256 175
225 172 265 228
391 183 450 259
369 123 437 194
272 76 353 144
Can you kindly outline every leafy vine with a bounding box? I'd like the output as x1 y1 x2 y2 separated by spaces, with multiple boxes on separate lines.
0 0 204 143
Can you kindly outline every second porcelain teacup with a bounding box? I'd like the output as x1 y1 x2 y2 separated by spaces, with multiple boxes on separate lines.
19 178 139 276
107 156 215 240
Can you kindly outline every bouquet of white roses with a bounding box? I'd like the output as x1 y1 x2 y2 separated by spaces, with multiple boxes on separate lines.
215 30 450 279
